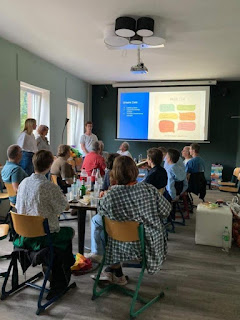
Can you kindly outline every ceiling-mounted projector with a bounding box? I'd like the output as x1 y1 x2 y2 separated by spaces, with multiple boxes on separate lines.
130 48 148 74
130 62 148 74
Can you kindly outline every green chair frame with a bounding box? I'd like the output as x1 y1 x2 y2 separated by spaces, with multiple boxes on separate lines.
92 217 164 319
1 212 76 315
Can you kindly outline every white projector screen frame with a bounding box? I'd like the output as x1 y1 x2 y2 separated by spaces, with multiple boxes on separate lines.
117 86 210 142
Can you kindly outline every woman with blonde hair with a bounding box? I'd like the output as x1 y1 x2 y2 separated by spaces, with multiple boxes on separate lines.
36 125 50 151
17 118 37 175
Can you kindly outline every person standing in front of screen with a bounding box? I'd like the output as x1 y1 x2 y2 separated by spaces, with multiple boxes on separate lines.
117 142 132 158
80 121 98 158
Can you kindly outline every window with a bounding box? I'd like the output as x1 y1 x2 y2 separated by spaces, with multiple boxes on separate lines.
67 98 84 150
20 82 50 137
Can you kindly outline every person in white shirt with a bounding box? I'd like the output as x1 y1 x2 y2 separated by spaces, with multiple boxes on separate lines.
80 121 98 157
181 146 192 166
36 125 50 151
117 141 132 158
17 118 38 175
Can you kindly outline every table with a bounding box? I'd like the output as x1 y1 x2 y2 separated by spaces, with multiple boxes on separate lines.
195 203 232 248
69 201 97 254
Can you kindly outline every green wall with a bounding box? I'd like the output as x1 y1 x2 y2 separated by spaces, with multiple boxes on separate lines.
0 36 91 165
92 83 240 180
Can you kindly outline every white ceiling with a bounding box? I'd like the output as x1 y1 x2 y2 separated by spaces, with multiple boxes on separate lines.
0 0 240 84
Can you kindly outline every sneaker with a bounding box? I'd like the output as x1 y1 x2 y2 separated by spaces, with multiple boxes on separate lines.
84 252 103 264
91 271 113 282
112 274 128 286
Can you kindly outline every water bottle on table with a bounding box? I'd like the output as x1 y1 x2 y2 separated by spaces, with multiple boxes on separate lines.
222 226 230 252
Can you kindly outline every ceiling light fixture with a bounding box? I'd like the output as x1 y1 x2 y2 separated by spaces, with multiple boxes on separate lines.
115 16 136 37
130 34 143 45
136 17 154 37
104 16 166 50
104 25 129 47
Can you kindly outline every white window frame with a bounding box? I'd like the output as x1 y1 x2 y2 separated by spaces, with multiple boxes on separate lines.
67 98 84 150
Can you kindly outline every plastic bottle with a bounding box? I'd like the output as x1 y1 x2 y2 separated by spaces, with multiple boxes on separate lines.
72 176 77 200
80 168 88 182
95 168 102 185
94 181 100 197
91 168 97 191
222 226 230 252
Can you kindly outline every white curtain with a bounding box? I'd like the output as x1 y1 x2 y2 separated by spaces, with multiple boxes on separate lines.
68 102 84 150
21 86 50 139
31 92 42 126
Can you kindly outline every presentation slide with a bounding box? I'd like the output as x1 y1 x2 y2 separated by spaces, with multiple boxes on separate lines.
117 86 210 141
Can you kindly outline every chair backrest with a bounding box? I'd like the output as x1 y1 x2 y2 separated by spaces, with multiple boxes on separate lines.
10 211 46 238
51 174 58 186
0 224 9 238
4 182 16 197
233 168 240 178
158 187 165 195
104 217 140 242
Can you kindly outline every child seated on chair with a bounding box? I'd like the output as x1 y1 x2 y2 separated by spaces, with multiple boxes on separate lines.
95 156 171 285
15 150 75 299
163 149 188 202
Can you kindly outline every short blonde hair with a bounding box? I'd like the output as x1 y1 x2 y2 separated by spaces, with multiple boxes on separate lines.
37 125 48 135
23 118 36 134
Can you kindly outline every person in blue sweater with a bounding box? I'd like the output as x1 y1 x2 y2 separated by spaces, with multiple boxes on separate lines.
186 143 205 174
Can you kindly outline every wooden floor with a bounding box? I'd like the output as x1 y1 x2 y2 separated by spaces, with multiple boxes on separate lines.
0 190 240 320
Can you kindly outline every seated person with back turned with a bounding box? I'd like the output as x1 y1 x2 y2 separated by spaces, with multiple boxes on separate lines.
82 141 106 176
186 143 205 174
15 150 75 299
95 156 171 285
144 148 167 190
159 146 185 170
186 143 206 200
181 146 192 166
50 144 75 193
1 145 28 204
117 141 132 158
85 152 120 263
164 149 188 202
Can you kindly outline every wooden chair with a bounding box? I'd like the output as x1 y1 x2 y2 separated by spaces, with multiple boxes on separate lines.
92 217 164 319
50 174 58 186
0 180 9 201
219 168 240 193
4 182 16 208
1 211 76 315
158 187 165 195
0 224 10 277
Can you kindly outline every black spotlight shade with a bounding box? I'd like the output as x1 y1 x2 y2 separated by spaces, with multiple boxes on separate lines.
115 16 136 37
130 34 143 45
137 17 154 37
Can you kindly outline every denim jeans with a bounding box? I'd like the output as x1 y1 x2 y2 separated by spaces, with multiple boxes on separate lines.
91 213 105 255
19 151 34 176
